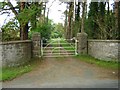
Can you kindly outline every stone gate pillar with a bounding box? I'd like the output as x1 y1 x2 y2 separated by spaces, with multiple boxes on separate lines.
77 33 88 54
32 33 41 58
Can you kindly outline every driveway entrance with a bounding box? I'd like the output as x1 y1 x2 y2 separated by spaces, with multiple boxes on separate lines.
3 57 118 88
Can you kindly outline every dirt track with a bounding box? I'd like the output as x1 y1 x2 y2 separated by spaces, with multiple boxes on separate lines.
3 57 118 88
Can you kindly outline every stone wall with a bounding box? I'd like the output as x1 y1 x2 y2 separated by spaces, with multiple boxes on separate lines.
0 40 32 67
88 40 120 61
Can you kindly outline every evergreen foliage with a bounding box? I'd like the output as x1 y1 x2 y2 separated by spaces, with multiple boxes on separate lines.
0 1 119 41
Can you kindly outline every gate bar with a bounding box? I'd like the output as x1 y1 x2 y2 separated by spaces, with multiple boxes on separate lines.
75 39 78 55
41 40 43 56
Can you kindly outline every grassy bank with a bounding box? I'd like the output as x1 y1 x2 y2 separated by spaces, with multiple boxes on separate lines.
75 55 119 70
0 59 42 81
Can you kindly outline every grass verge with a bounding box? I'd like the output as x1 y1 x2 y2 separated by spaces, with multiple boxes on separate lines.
0 58 42 81
75 54 119 70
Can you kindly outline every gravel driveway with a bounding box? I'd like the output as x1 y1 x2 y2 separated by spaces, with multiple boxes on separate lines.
2 57 118 88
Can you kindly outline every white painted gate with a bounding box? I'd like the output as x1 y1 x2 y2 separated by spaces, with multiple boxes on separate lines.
41 38 78 57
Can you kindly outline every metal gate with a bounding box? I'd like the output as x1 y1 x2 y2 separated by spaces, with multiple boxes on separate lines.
41 38 78 57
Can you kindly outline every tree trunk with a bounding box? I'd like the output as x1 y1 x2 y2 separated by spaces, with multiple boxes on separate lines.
44 2 46 23
107 2 109 15
81 1 86 33
20 2 28 40
76 2 80 21
47 9 49 23
20 23 28 40
64 10 68 39
119 2 120 39
114 1 119 39
71 3 74 38
67 2 73 39
67 3 71 39
76 2 81 34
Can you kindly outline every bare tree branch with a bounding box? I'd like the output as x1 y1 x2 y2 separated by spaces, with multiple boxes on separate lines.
0 11 10 15
7 0 18 16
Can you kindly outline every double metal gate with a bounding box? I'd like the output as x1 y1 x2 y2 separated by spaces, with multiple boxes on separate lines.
41 38 78 57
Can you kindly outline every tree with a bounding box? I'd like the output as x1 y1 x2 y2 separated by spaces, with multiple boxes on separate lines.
81 1 86 33
99 2 106 22
64 9 68 39
0 1 42 40
19 2 28 40
67 2 74 39
73 2 81 37
0 1 29 40
29 18 54 40
88 1 99 39
75 2 80 21
86 0 119 39
1 19 20 41
30 2 42 31
119 2 120 39
51 23 64 38
114 1 119 39
96 2 106 39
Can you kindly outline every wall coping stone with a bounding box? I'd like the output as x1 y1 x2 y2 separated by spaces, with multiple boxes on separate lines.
88 39 120 43
0 40 31 45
